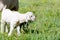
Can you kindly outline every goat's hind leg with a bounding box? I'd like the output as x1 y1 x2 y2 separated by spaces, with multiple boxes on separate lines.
1 20 5 33
8 24 14 36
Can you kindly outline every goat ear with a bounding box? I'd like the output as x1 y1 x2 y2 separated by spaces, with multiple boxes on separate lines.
26 15 30 20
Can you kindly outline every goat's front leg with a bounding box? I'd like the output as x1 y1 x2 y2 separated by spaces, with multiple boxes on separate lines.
17 26 20 36
8 24 14 36
5 26 8 33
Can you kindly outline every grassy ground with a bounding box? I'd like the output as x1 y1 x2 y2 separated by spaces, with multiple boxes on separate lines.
0 0 60 40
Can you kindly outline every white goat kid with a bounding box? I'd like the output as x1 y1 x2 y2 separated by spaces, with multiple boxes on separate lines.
1 6 35 36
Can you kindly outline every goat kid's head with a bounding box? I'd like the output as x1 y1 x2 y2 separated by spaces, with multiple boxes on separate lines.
26 12 35 21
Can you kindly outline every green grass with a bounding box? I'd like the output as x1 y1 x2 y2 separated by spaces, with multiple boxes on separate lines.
0 0 60 40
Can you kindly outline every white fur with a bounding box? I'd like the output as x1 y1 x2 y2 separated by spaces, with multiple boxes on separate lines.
1 6 35 36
